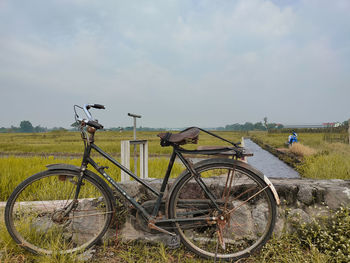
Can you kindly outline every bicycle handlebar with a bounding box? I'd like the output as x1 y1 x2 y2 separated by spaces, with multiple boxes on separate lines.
75 104 105 129
87 104 105 110
83 104 105 120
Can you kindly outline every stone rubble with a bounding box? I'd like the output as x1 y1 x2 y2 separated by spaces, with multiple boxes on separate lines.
109 178 350 243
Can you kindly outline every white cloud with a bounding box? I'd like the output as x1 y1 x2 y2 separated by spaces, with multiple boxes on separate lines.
0 0 349 127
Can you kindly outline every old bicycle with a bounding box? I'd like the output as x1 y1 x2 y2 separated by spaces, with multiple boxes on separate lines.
5 104 279 261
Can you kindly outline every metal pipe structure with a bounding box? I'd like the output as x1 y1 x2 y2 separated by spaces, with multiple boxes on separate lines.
128 113 142 175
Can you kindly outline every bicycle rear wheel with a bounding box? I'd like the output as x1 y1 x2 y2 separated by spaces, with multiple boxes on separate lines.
5 169 114 254
168 159 276 261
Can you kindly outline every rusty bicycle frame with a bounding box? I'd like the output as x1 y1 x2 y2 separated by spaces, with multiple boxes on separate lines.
75 110 248 236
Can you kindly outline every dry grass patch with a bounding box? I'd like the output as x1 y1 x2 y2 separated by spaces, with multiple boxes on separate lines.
289 143 317 157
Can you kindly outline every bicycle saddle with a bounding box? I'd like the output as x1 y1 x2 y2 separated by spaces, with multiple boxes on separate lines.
158 127 200 146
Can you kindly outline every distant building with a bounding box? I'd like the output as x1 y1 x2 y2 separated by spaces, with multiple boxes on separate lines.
322 122 341 128
284 122 342 129
284 124 324 129
275 123 284 129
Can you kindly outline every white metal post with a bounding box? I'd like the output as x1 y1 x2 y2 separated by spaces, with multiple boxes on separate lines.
121 140 148 181
121 140 130 182
128 113 141 176
139 141 148 179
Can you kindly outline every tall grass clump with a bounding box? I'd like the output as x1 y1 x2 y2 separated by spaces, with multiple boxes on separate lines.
248 232 330 263
322 142 350 156
250 207 350 263
289 143 317 157
0 209 85 263
295 206 350 262
297 153 350 180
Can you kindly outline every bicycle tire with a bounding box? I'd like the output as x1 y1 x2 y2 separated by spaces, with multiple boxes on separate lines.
168 158 276 261
5 169 114 255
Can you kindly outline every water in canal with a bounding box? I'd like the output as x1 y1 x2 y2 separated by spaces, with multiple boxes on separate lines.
244 139 300 179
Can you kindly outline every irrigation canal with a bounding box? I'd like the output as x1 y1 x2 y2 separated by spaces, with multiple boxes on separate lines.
244 139 300 179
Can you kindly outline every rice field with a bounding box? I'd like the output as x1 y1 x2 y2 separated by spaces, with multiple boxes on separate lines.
1 130 349 201
0 130 243 201
0 130 243 156
1 130 349 262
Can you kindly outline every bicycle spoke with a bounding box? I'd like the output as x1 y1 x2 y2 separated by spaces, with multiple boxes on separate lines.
227 185 269 215
6 171 113 254
223 167 235 211
169 160 276 261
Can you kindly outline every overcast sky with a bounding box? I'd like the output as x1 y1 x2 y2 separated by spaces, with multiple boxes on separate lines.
1 0 349 129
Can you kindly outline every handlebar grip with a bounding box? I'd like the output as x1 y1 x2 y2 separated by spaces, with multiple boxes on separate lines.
92 104 105 109
87 120 104 129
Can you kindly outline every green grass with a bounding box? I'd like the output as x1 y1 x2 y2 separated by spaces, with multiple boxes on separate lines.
0 156 184 201
297 153 350 180
92 240 213 263
249 131 326 149
0 130 243 156
246 232 331 263
0 208 87 263
0 129 243 201
4 207 347 263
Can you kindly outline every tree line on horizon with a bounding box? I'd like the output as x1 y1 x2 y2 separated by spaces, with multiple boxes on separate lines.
0 120 285 133
216 122 283 131
0 120 61 133
2 120 348 134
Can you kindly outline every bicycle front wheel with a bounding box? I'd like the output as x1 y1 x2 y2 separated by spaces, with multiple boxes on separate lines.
168 159 276 261
5 169 114 254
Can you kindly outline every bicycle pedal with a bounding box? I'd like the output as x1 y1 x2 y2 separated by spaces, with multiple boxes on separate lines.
166 235 180 249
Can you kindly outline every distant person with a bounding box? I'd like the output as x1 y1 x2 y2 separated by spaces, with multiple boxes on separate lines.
288 132 298 145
